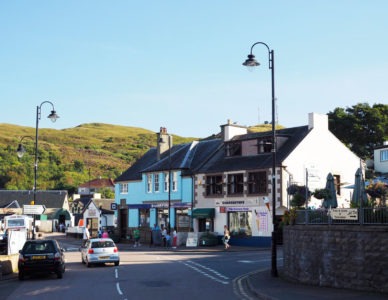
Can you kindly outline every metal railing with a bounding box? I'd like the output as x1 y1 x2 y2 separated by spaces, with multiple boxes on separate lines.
295 207 388 225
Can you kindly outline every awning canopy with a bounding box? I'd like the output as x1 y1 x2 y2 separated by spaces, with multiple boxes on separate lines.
53 208 71 220
192 208 215 219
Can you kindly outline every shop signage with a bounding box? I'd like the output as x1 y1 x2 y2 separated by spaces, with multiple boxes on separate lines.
23 205 46 215
226 207 250 212
329 208 358 220
215 198 259 206
186 232 198 247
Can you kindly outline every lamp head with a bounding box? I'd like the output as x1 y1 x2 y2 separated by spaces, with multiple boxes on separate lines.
48 110 59 122
242 54 260 70
16 144 26 158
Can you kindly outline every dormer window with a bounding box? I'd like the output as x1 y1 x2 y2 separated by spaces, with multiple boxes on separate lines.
226 142 242 157
257 138 272 154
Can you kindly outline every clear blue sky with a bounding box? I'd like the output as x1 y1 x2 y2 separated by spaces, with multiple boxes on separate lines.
1 1 387 138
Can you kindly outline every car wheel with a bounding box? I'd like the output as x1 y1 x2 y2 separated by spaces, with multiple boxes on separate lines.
86 259 92 268
57 271 63 279
18 272 25 281
114 261 119 266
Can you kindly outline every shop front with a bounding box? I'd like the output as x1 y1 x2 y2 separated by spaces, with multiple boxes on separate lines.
216 198 272 247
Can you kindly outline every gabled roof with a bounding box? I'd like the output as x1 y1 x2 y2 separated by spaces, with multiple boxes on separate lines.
115 148 159 181
195 126 309 173
115 125 309 181
0 190 68 209
115 139 223 182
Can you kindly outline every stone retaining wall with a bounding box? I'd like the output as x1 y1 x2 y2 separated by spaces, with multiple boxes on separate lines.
283 225 388 293
0 254 19 276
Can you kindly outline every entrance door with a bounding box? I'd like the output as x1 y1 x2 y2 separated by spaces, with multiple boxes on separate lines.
87 218 99 238
119 209 128 238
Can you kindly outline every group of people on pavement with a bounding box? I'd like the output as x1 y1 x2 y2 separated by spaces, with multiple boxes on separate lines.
149 224 177 248
83 222 229 249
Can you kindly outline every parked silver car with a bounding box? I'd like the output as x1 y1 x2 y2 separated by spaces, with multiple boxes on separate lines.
80 238 120 267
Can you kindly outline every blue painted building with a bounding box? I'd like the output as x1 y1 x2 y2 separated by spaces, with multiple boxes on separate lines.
114 127 221 238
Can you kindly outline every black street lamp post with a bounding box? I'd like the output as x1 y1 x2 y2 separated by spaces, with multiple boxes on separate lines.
243 42 278 277
167 135 172 232
17 101 59 239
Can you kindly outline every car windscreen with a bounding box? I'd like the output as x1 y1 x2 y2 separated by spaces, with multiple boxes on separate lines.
23 241 55 254
91 241 115 248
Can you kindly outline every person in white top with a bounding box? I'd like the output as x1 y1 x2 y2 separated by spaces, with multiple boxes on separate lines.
82 225 90 247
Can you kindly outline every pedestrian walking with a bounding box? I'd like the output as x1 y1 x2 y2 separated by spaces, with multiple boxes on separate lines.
223 225 231 250
102 229 109 238
161 225 167 247
172 227 177 249
133 227 140 247
82 225 90 247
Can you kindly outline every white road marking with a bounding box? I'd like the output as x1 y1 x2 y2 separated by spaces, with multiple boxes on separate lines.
182 260 229 285
116 282 123 295
156 255 230 285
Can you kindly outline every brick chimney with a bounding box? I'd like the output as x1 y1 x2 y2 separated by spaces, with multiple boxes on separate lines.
156 127 172 161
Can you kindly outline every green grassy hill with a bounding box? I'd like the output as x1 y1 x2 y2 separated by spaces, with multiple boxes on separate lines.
0 123 196 192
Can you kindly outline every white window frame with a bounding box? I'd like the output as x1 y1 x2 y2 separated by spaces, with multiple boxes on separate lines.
154 173 160 192
172 171 177 191
147 174 152 193
120 183 128 194
164 172 169 192
381 150 388 162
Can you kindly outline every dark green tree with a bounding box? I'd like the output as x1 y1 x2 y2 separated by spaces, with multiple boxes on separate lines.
328 103 388 159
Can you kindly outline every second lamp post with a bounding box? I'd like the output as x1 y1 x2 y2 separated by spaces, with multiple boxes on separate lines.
17 101 59 239
243 41 278 277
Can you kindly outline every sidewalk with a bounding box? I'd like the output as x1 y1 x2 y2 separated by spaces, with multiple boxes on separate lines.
2 233 388 299
245 267 388 300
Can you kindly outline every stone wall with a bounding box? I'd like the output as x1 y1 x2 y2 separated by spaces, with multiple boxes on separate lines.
0 254 19 276
283 225 388 293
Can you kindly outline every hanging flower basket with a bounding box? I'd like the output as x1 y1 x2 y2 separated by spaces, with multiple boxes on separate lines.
313 188 331 200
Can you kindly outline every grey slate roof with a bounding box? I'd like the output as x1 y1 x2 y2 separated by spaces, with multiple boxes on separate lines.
0 190 68 209
115 125 309 181
115 139 223 182
195 126 309 173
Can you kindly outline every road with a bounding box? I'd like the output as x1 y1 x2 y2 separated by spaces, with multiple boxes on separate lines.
1 239 274 300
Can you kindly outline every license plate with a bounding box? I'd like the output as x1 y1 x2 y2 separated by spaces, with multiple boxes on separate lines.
32 255 46 260
99 256 109 259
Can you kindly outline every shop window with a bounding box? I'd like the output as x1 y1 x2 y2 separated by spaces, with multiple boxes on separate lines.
139 209 150 228
176 209 190 232
228 211 252 237
227 173 244 195
247 171 267 194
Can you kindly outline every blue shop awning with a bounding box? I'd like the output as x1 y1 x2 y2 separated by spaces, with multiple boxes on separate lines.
192 208 215 219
